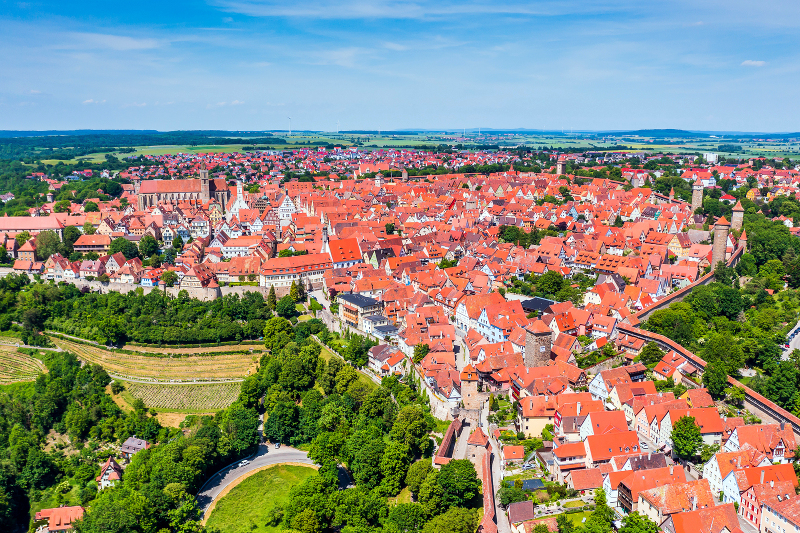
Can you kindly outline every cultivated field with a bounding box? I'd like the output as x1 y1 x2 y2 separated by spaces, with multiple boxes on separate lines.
0 349 46 384
122 343 263 356
125 382 241 411
52 338 257 382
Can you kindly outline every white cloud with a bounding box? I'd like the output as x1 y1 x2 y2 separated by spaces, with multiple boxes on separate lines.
230 100 245 105
384 42 408 51
741 60 766 67
82 99 106 104
208 0 617 19
67 32 161 51
122 102 147 107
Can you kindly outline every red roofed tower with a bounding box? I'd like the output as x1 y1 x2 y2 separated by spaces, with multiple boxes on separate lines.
692 177 704 213
731 200 744 231
712 216 731 268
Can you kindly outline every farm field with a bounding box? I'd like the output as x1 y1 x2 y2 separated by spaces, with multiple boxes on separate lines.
0 348 46 384
122 343 263 356
124 382 241 412
51 338 257 381
205 465 316 533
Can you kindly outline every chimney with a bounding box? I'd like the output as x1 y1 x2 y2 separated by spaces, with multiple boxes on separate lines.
692 495 697 511
670 466 674 475
771 480 774 488
761 470 765 484
648 452 652 460
781 421 786 431
577 402 581 415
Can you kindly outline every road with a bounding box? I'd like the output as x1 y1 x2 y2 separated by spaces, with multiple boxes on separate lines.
783 325 800 360
196 443 314 513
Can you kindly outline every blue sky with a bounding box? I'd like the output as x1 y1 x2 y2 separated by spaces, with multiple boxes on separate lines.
1 0 798 132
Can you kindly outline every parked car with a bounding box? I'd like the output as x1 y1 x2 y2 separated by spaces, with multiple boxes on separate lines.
275 443 281 449
641 442 649 450
238 460 250 467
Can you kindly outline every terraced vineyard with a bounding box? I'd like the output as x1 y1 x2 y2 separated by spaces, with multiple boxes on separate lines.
51 338 257 382
125 382 240 411
0 349 46 384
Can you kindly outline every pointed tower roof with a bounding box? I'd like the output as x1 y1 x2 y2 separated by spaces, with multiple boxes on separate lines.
732 200 744 212
467 427 489 447
715 216 731 227
739 229 748 241
693 177 704 187
669 187 675 196
527 319 551 335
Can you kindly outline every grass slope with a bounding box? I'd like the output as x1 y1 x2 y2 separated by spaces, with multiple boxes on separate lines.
205 465 316 533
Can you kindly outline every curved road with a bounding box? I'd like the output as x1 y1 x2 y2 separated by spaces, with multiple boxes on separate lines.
196 443 314 512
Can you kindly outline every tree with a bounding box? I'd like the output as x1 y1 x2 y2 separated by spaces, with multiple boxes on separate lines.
728 386 746 407
405 460 434 497
109 237 139 260
702 362 729 400
264 317 295 353
291 508 320 533
387 503 427 533
498 484 527 507
385 223 395 235
334 364 358 395
619 512 659 533
413 344 430 364
139 235 158 258
380 441 411 495
736 253 757 277
53 200 71 213
14 231 30 248
83 201 99 212
557 514 575 533
418 472 444 517
276 295 296 318
390 404 433 456
268 286 277 310
172 234 184 250
63 225 81 250
536 270 564 295
263 401 299 444
421 507 477 533
83 222 96 235
161 270 178 287
290 281 300 302
765 361 799 410
437 459 481 508
672 415 702 460
34 230 62 261
110 381 124 394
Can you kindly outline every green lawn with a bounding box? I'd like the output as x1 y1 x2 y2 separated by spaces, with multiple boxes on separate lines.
389 487 412 505
564 511 591 526
297 315 313 322
563 500 585 508
295 304 306 313
205 465 316 533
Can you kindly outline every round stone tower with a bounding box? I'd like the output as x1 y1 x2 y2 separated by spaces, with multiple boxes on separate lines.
691 177 704 213
712 216 731 268
524 319 553 367
731 200 744 231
